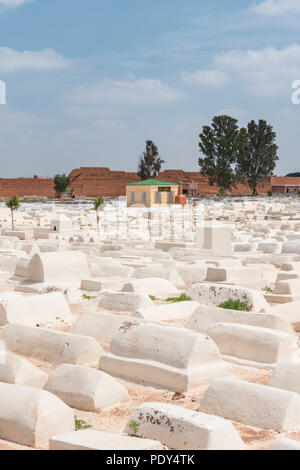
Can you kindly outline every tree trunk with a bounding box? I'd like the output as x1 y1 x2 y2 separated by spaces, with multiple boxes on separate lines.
96 211 100 236
11 209 14 231
250 180 257 196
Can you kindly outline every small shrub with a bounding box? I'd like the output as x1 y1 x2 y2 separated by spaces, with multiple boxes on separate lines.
166 293 192 303
218 299 251 312
128 420 139 435
82 294 96 300
149 295 157 301
75 418 92 431
262 286 273 294
267 190 273 197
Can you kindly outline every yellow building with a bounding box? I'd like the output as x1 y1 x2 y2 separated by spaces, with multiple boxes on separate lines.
126 179 180 207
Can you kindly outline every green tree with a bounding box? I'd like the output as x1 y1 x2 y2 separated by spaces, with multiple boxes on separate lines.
53 174 70 197
287 172 300 177
93 197 104 235
236 120 279 196
138 140 165 180
218 186 226 197
6 195 20 230
198 115 240 191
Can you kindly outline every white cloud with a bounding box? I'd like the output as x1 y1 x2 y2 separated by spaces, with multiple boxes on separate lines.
252 0 300 16
0 47 69 73
182 69 230 87
66 78 185 106
91 119 127 131
0 105 36 132
56 129 85 138
278 107 297 119
216 108 248 119
0 0 33 12
184 44 300 98
216 45 300 97
62 105 121 119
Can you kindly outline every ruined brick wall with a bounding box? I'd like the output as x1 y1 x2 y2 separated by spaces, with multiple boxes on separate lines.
0 178 55 198
271 177 300 186
68 167 274 197
157 170 271 195
0 169 299 198
69 167 140 197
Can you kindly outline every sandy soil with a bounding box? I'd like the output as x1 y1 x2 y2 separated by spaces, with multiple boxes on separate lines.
0 347 284 451
0 295 298 451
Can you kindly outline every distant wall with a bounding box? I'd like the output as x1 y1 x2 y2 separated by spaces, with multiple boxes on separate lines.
69 167 139 198
0 178 54 198
69 167 272 197
0 168 299 198
271 177 300 186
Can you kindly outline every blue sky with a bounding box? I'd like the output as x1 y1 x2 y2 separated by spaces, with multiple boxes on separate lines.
0 0 300 177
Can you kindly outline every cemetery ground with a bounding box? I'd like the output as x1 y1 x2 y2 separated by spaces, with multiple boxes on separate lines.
0 196 300 450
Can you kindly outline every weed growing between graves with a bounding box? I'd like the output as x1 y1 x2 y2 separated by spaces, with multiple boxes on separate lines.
82 294 96 300
149 295 157 301
75 418 92 431
262 286 273 294
166 293 192 303
218 299 251 312
128 420 140 435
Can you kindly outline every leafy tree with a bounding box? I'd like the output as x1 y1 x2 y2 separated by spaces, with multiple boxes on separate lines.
236 120 279 196
198 115 240 191
287 172 300 177
53 174 70 197
138 140 165 180
6 195 20 230
218 186 226 197
93 197 104 235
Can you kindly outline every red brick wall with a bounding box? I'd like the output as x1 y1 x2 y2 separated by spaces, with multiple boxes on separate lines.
271 177 300 186
68 167 274 197
0 169 299 198
0 178 54 198
158 170 272 195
